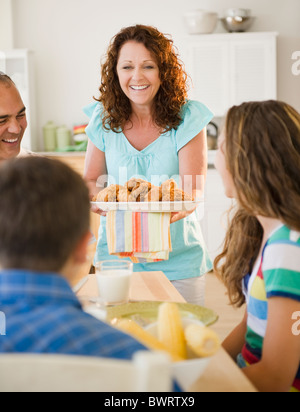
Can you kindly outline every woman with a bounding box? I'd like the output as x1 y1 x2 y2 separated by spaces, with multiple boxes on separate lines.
84 25 213 304
214 100 300 392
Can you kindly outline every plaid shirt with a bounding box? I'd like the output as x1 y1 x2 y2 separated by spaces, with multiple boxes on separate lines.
0 270 146 359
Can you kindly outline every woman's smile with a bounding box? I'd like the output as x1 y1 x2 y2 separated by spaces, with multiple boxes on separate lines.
130 85 150 91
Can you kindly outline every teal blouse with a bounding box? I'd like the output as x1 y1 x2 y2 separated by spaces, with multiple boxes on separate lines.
83 100 214 281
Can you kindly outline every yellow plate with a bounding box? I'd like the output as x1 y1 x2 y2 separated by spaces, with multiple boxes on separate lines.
107 301 218 328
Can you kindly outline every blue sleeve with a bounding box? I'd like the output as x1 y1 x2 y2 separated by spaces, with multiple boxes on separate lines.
83 102 106 152
175 100 214 152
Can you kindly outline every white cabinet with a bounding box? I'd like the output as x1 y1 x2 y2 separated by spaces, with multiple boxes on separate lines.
0 0 13 50
184 32 277 116
0 49 37 151
201 168 234 262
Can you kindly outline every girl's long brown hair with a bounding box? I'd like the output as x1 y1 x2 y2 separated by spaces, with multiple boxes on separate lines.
96 25 188 133
214 100 300 307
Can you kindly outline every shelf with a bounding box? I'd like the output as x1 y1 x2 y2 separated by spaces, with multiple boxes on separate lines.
37 151 86 157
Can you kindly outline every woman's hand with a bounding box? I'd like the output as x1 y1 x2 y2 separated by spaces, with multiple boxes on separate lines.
84 140 108 217
90 203 107 217
170 207 196 224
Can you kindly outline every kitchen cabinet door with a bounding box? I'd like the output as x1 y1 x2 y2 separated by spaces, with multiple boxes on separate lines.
185 32 277 117
230 37 277 106
201 169 234 262
187 40 231 116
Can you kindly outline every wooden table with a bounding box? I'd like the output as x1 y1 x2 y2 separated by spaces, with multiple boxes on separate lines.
77 271 186 303
76 271 256 392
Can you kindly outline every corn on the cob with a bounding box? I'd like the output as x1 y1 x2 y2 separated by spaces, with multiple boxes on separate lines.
157 303 187 361
115 318 183 362
185 323 220 358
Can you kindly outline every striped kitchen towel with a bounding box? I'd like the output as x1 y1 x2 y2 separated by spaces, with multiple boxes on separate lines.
106 211 172 263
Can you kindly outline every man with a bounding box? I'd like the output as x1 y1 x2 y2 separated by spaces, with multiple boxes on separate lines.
0 157 147 360
0 72 28 163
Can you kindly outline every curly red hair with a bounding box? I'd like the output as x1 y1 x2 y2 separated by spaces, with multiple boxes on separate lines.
96 25 188 133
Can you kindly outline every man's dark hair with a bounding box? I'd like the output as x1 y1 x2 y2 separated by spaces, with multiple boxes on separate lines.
0 72 14 86
0 157 90 272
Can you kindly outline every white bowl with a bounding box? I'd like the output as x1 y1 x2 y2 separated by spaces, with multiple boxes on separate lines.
184 10 218 35
146 319 212 391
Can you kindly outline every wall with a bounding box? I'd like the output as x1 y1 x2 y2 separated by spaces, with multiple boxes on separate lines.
11 0 300 150
0 0 14 49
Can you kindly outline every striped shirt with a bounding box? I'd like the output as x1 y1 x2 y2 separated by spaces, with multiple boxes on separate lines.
242 225 300 392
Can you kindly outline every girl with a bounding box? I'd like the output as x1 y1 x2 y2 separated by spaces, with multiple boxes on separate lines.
214 100 300 392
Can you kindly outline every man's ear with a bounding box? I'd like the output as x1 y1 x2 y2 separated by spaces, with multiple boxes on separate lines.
73 231 92 264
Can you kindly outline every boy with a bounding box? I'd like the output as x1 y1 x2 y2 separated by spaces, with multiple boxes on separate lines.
0 157 146 359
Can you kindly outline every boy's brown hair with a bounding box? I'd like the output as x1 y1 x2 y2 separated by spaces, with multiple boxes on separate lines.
0 157 90 272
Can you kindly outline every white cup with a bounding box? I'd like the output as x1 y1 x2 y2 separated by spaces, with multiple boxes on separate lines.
95 260 133 306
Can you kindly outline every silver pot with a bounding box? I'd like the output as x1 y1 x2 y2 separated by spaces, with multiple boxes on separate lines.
225 8 252 18
221 16 255 33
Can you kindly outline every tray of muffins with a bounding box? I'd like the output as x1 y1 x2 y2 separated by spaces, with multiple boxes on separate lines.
92 178 203 212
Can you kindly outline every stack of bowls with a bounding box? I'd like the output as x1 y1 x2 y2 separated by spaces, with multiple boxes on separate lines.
221 8 255 33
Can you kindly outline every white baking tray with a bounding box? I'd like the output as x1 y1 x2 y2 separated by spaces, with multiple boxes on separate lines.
91 200 203 213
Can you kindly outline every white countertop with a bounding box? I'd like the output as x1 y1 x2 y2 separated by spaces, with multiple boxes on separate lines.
208 150 217 166
37 151 86 157
38 150 217 166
